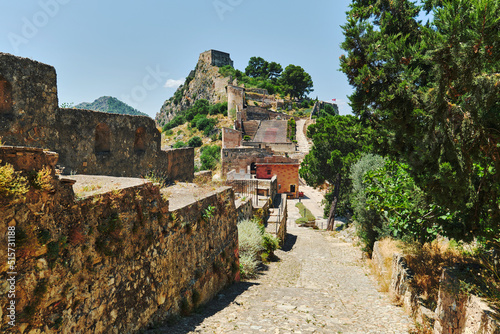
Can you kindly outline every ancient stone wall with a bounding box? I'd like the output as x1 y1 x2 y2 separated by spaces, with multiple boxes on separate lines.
0 53 193 182
245 106 293 122
0 53 59 150
222 127 242 149
0 146 237 334
236 198 253 222
162 147 195 182
243 142 297 153
55 108 163 177
384 245 499 333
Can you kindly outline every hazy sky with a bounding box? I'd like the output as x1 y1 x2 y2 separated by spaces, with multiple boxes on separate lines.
1 0 354 118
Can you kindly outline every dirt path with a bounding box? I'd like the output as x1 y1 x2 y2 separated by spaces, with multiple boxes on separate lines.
149 194 414 333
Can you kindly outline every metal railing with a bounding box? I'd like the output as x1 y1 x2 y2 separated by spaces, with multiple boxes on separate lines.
225 179 258 207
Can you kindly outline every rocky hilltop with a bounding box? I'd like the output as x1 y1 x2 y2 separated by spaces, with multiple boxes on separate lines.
75 96 148 117
155 50 235 127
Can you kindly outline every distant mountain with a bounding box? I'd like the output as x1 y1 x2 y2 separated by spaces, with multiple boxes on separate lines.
75 96 148 117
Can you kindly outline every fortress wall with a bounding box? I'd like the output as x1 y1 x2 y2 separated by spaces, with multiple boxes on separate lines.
0 53 194 182
0 146 238 334
162 147 195 182
55 108 162 177
0 52 59 150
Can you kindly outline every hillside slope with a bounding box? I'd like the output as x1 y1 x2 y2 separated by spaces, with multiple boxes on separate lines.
155 51 234 127
75 96 148 117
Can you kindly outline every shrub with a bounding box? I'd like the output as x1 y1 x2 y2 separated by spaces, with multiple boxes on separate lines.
173 141 186 149
262 233 279 254
188 136 203 148
349 153 387 254
243 135 251 141
200 145 221 171
238 219 264 257
239 253 259 278
29 166 53 191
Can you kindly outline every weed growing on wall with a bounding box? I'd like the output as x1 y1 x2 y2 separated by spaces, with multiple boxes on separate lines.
29 166 53 191
0 163 29 204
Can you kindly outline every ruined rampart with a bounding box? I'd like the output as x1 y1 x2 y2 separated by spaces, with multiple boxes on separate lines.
0 52 193 182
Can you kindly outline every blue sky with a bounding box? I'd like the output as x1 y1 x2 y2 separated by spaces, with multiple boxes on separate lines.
0 0 355 118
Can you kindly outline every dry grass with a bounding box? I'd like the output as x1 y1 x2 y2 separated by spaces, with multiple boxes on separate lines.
368 238 402 293
403 238 466 309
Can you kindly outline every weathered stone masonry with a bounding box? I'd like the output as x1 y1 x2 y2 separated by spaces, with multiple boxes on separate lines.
0 52 193 181
0 147 238 334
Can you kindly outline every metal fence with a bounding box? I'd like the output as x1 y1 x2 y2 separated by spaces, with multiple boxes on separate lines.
225 179 258 206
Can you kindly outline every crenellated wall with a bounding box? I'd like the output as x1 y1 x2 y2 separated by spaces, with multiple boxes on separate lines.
0 146 238 334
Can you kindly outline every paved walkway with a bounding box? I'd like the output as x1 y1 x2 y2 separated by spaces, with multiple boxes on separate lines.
150 194 414 333
295 119 311 154
148 118 414 333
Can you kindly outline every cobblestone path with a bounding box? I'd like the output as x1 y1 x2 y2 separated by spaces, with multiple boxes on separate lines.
149 198 414 333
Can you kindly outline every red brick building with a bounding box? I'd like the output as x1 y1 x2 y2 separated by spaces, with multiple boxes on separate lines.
256 163 300 198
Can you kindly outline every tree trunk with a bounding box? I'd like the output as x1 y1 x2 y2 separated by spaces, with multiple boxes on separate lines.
326 173 341 231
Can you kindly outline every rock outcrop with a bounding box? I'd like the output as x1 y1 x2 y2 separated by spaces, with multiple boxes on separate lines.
155 50 235 126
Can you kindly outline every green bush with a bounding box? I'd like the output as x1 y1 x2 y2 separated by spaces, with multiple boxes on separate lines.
349 154 387 254
188 136 203 148
239 253 259 279
262 233 279 253
238 219 264 256
200 145 221 170
0 163 29 203
173 141 186 149
237 219 280 278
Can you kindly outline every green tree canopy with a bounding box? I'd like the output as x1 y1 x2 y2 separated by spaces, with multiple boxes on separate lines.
300 115 374 229
279 65 314 99
245 57 268 78
340 0 500 241
245 57 283 81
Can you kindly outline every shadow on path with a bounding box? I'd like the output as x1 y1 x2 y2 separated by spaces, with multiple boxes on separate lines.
281 233 297 252
147 281 258 334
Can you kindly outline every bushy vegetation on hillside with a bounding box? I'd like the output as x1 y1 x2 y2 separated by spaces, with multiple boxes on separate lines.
199 145 221 171
161 99 226 133
314 103 338 119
